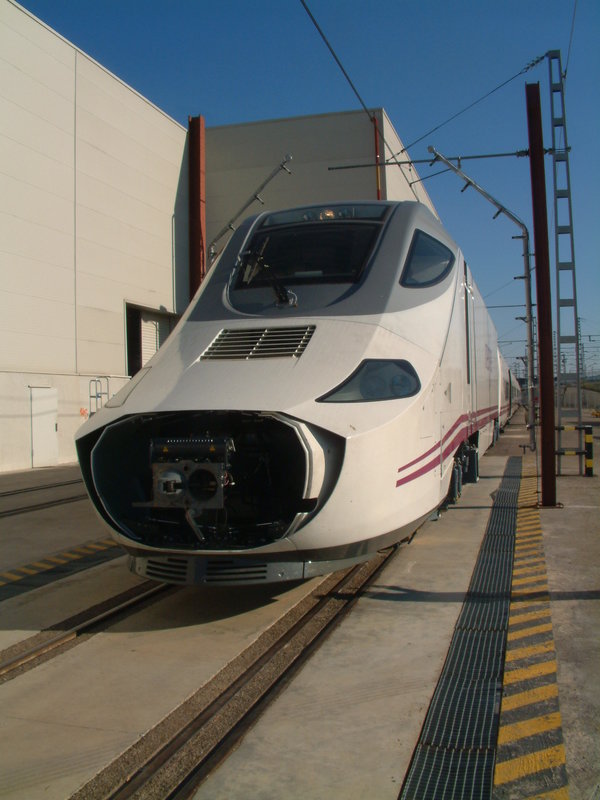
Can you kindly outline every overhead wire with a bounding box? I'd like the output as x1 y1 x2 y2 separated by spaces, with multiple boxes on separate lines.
298 0 371 118
328 148 533 171
398 54 547 154
556 0 577 159
484 279 520 300
298 0 420 198
564 0 578 79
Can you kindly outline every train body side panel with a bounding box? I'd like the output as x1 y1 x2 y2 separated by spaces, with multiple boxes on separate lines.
469 267 500 455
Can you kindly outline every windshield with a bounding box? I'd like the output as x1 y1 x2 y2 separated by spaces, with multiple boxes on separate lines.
234 205 390 290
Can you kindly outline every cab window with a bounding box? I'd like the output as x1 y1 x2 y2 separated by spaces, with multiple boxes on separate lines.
235 204 390 289
400 230 455 287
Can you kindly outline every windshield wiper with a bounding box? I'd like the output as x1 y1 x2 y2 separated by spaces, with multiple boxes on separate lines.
241 237 269 285
265 268 293 306
241 238 296 306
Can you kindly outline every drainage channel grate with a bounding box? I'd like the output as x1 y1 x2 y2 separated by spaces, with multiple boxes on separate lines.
399 456 521 800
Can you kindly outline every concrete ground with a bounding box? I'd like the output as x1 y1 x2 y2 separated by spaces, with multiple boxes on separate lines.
0 412 597 799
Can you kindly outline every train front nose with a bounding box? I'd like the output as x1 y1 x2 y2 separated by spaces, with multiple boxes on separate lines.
85 411 344 552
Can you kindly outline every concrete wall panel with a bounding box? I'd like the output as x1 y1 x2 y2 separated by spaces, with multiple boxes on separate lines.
0 0 73 67
1 170 73 235
1 129 73 201
75 204 172 299
77 340 126 378
76 172 168 250
1 291 74 340
76 242 170 308
77 306 123 346
3 252 73 306
0 48 73 126
1 329 74 374
2 210 73 270
76 139 176 214
76 54 185 154
0 94 73 169
75 297 127 378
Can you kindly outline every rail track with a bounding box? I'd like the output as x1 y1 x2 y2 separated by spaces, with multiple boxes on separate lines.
67 546 399 800
0 478 84 498
0 478 88 518
0 581 172 682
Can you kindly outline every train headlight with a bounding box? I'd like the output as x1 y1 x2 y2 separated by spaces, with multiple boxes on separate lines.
317 359 420 403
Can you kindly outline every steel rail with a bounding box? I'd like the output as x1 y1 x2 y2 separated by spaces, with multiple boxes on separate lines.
0 581 171 680
0 478 84 498
0 493 89 518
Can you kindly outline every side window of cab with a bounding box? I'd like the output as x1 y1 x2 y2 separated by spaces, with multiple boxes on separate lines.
400 230 455 287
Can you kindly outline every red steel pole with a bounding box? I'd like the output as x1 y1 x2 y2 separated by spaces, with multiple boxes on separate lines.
372 115 382 200
188 115 206 301
526 83 556 506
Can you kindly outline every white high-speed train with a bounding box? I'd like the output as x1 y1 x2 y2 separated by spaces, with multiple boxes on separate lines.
76 201 520 585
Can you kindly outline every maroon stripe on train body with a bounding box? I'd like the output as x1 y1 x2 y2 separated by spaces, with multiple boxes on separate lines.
441 426 471 462
396 453 444 487
395 405 498 488
396 421 470 488
397 439 441 474
397 415 468 476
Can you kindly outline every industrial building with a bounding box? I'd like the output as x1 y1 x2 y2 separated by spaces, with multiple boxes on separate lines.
0 0 434 472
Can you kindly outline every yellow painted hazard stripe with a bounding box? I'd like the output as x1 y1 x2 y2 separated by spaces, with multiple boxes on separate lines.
495 744 568 785
494 460 569 797
505 640 555 663
507 621 554 642
503 659 557 684
500 683 559 712
497 711 563 745
0 539 120 584
508 608 551 626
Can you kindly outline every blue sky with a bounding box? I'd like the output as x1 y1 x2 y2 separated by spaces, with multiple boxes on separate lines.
18 0 600 375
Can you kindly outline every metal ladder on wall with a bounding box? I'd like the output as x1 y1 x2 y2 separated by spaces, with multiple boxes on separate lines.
547 50 584 474
89 377 110 416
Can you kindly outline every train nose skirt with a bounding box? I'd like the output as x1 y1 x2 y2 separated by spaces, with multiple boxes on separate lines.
399 456 522 798
131 555 305 585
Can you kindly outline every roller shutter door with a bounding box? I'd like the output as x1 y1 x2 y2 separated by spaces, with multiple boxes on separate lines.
141 311 174 366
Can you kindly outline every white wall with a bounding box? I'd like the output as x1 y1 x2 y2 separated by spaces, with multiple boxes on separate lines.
0 0 188 470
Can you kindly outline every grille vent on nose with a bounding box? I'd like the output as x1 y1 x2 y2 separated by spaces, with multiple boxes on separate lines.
200 326 316 360
144 556 190 583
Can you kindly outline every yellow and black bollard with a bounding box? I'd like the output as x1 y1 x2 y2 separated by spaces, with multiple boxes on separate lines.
585 425 594 477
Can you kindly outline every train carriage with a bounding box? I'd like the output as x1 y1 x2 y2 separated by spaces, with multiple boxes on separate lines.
76 201 517 585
